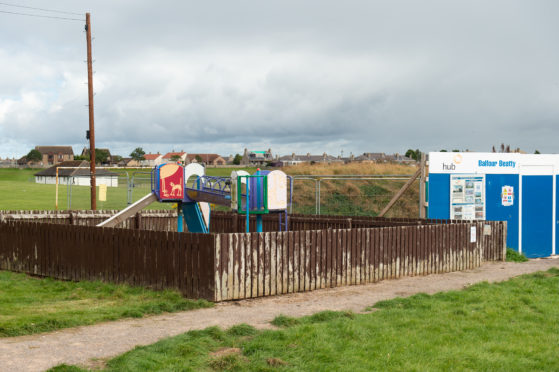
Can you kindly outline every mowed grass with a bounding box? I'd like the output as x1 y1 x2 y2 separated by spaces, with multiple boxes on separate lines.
0 270 212 337
52 269 559 371
0 167 257 211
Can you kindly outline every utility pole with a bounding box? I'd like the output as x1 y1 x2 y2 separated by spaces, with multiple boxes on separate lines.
85 12 96 210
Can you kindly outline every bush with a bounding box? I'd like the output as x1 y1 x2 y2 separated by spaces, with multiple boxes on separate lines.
506 248 529 262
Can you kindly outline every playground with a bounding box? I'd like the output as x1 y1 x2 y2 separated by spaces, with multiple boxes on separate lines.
97 162 292 233
0 160 509 301
1 160 557 371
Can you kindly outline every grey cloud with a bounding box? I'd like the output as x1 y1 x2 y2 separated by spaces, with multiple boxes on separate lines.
1 0 559 158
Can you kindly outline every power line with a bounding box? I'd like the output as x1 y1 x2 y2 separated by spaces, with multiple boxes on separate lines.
0 1 82 16
0 9 83 21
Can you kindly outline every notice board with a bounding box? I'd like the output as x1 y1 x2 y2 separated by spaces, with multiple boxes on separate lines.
450 174 485 220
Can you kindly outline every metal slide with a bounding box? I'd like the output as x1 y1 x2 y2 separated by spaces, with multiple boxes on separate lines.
97 192 158 228
181 202 210 233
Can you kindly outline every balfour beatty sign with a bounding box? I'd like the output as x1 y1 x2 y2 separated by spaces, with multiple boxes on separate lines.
478 160 516 168
429 152 557 174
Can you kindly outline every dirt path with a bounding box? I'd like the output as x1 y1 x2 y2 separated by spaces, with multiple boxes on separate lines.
2 258 558 372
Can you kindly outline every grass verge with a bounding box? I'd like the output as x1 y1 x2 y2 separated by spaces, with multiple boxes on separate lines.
506 248 529 262
0 271 212 337
52 268 559 371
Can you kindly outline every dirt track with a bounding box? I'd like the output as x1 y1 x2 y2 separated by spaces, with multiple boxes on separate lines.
1 258 558 372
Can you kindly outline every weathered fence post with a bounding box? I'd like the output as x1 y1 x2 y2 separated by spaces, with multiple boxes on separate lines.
232 213 238 233
502 221 507 261
134 212 142 230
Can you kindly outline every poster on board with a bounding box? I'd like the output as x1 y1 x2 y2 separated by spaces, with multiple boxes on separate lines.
450 174 485 220
501 185 514 206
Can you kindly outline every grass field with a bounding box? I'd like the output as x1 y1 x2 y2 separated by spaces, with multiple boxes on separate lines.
0 271 212 337
0 167 256 211
51 269 559 371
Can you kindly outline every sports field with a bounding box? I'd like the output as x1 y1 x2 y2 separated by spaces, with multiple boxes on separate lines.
0 167 256 211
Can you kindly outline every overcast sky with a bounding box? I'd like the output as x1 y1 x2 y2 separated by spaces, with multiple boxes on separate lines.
0 1 558 159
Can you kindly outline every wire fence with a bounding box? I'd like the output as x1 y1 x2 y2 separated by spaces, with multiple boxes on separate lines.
58 173 170 211
54 174 420 218
290 175 420 218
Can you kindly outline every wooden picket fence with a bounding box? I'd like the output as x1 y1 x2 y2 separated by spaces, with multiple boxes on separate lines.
212 221 505 301
1 209 482 232
0 210 177 231
0 218 506 301
0 222 215 299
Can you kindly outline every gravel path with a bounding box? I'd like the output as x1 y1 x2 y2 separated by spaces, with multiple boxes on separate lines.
2 258 558 372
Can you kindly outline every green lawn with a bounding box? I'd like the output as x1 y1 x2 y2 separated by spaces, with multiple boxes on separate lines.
0 167 257 211
51 268 559 371
0 271 212 337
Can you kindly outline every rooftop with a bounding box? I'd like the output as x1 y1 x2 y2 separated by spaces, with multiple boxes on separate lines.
35 146 74 155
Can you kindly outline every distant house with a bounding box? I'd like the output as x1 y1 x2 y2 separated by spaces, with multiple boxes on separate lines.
241 148 274 166
34 160 119 187
0 157 17 168
118 158 140 167
278 153 342 166
80 147 112 164
16 156 36 167
354 152 387 162
140 153 163 167
186 153 227 166
35 146 74 166
354 152 415 164
387 153 416 164
162 151 187 164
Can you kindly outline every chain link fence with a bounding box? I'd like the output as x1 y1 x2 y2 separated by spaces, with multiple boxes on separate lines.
289 175 420 218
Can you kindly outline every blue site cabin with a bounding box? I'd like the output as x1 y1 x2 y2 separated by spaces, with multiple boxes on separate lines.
428 152 558 258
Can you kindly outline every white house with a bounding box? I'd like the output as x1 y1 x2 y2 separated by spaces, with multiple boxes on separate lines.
162 151 187 164
140 153 163 167
34 160 119 187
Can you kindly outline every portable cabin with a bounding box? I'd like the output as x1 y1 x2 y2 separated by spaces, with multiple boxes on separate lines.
428 152 558 258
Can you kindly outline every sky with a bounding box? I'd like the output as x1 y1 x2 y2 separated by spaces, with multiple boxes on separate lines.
0 1 558 159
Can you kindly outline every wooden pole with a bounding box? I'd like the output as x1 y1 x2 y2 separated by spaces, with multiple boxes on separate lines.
419 153 427 218
85 13 96 210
